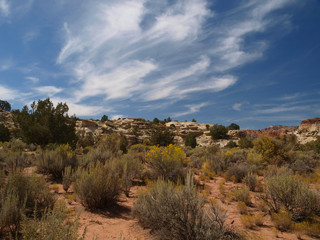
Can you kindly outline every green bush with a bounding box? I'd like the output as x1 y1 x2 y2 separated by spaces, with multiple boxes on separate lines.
74 162 121 210
210 125 228 140
37 144 78 180
185 133 197 148
0 124 10 142
20 200 84 240
265 173 320 221
101 114 108 122
133 173 241 240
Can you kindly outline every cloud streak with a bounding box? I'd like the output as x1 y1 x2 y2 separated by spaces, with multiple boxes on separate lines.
51 0 298 117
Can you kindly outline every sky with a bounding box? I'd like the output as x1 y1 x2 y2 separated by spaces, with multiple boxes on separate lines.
0 0 319 129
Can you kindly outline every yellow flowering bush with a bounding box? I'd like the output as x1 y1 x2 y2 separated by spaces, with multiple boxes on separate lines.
144 144 187 183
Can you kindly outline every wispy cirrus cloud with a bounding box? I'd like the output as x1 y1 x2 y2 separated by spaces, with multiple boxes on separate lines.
0 85 16 100
173 102 209 117
53 0 297 117
0 0 9 17
26 76 39 83
34 86 63 97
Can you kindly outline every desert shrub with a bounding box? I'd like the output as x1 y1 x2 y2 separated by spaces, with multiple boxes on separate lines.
8 138 27 152
62 166 73 192
225 141 237 149
117 152 142 196
74 161 121 210
253 136 288 165
302 136 320 153
119 134 128 154
233 187 250 205
265 173 320 221
77 131 95 148
149 126 174 146
202 148 230 175
240 215 255 229
37 144 78 180
187 147 206 168
238 137 253 149
144 144 186 183
244 173 258 191
0 171 55 234
293 221 320 238
224 149 247 164
271 207 292 231
185 133 197 148
210 125 228 140
20 200 84 240
226 164 249 183
0 149 27 172
133 173 241 240
0 124 10 142
237 201 248 215
290 151 319 174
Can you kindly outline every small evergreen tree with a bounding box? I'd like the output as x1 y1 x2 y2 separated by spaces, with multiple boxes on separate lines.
0 124 10 142
185 133 197 148
227 123 240 130
101 114 108 122
191 118 197 122
0 100 11 111
12 98 77 148
150 126 174 146
210 124 228 140
153 118 160 124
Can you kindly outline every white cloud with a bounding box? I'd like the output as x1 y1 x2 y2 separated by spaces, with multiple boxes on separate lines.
255 106 307 114
23 30 39 44
26 76 39 83
275 92 307 101
0 85 16 100
34 86 63 96
54 0 297 115
75 60 157 101
146 0 211 42
233 103 243 111
0 59 13 71
0 0 9 17
111 114 126 120
173 102 208 117
50 97 110 117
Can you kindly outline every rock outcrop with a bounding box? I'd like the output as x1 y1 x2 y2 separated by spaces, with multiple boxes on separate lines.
296 118 320 144
1 109 319 146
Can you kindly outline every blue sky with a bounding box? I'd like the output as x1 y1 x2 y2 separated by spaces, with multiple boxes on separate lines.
0 0 319 129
